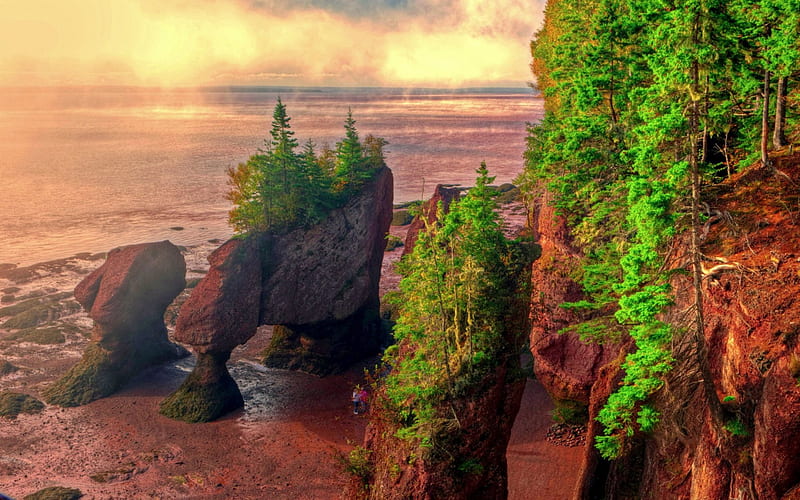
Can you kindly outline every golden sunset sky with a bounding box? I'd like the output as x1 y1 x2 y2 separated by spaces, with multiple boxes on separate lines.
0 0 545 88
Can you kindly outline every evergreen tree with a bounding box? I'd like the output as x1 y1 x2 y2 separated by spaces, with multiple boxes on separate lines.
334 108 366 190
522 0 800 460
226 101 385 233
384 165 529 446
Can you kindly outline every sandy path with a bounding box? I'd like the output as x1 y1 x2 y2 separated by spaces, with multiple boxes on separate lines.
507 378 585 499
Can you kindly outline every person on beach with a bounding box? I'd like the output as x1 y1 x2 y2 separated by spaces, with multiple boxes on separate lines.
358 388 369 414
352 386 362 414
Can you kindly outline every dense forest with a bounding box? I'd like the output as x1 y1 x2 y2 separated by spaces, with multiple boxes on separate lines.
519 0 799 459
226 99 387 233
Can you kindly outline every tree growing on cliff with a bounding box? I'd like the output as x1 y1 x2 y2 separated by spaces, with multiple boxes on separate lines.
226 101 387 233
521 0 800 461
382 164 531 453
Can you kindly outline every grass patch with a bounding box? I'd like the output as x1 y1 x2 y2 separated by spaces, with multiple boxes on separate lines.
7 326 69 345
23 487 83 500
0 391 45 419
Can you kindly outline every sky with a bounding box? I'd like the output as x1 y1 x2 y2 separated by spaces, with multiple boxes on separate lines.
0 0 546 88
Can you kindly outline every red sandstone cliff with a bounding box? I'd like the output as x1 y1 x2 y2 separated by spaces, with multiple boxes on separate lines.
528 187 621 407
572 154 800 499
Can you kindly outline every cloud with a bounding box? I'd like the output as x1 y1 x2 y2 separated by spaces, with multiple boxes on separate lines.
0 0 545 87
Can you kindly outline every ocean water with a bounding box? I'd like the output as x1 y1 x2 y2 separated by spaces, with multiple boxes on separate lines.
0 86 542 266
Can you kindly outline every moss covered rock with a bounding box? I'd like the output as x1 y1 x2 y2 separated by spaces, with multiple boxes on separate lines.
160 352 243 423
45 241 187 407
0 391 45 418
391 209 414 226
23 486 83 500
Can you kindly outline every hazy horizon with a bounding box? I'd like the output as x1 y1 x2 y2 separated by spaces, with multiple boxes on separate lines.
0 1 546 88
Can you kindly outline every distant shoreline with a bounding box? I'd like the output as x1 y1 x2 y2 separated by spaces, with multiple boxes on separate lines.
0 84 539 96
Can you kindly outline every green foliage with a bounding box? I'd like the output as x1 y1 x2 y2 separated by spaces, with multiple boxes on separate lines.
382 165 530 454
551 399 589 425
338 445 374 482
723 417 751 437
227 100 387 233
521 0 800 460
457 458 485 475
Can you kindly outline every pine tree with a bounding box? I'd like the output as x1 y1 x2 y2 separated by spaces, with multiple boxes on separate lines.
334 108 367 190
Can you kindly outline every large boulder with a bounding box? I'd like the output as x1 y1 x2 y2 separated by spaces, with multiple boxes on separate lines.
44 241 186 407
163 167 393 422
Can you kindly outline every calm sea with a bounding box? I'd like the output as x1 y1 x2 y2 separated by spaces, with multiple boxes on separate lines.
0 87 543 266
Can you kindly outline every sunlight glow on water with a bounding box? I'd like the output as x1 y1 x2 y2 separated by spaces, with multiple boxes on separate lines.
0 87 542 266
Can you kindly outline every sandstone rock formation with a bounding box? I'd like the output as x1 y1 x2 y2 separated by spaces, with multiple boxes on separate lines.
528 187 620 407
352 184 532 499
576 156 800 499
44 241 186 407
360 362 525 500
159 237 260 422
402 184 461 256
162 167 393 422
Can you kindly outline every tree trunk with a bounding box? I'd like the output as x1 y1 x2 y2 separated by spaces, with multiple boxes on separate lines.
690 57 723 426
761 69 771 167
773 76 788 149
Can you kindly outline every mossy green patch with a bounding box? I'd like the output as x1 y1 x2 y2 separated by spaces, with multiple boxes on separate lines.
1 293 80 329
496 184 522 205
550 399 589 425
7 326 69 345
23 487 83 500
0 391 45 418
159 360 244 423
42 344 119 407
391 209 414 226
0 297 46 317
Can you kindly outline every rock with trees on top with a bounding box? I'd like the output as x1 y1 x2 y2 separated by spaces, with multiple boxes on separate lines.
161 101 393 423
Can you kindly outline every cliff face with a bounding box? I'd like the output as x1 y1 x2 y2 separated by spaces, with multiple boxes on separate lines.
162 167 393 422
402 184 461 256
573 155 800 499
361 361 525 500
528 188 621 406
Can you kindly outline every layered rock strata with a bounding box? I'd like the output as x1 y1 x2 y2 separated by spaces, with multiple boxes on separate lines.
45 241 186 407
